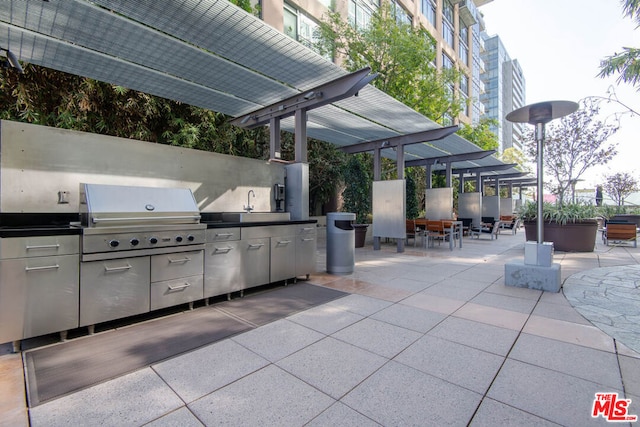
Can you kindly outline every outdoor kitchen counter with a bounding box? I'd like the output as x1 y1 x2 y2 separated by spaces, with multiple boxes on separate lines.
203 219 317 228
0 225 81 238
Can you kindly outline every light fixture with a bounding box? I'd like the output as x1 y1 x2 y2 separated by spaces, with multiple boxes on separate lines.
1 48 24 74
239 114 257 124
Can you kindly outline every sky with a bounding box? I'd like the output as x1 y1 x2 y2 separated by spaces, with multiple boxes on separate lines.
479 0 640 189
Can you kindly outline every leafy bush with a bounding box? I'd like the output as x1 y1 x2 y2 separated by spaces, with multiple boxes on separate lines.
518 201 597 225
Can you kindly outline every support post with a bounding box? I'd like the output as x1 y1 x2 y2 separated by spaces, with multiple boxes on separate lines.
536 122 544 243
373 147 381 250
270 118 281 160
295 109 308 163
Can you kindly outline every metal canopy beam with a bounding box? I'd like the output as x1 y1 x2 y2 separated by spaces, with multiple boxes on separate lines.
405 149 496 167
339 125 459 154
481 172 531 180
230 67 377 129
446 163 518 174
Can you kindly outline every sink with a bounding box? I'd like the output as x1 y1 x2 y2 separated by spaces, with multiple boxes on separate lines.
220 212 291 223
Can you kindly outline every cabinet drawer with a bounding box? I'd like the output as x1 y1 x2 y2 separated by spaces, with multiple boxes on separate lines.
206 227 240 243
151 250 203 282
1 235 79 259
297 225 316 236
150 275 203 310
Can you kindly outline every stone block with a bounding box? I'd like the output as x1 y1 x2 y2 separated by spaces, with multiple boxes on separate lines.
505 260 562 292
524 241 554 267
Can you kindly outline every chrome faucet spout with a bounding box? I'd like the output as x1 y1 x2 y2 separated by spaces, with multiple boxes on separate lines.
244 190 255 213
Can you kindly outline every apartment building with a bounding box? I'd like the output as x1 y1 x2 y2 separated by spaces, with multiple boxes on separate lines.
480 33 527 152
259 0 493 125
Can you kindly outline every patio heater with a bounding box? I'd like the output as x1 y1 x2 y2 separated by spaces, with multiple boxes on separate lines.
504 100 578 292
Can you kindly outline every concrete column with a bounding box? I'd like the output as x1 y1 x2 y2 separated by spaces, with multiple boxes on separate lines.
426 165 432 189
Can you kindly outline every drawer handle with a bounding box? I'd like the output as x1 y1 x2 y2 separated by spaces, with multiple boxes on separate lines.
168 282 191 291
214 246 233 253
168 257 191 264
26 244 61 250
25 264 60 271
248 243 265 249
277 240 292 245
301 227 314 231
301 238 314 242
215 233 234 238
104 264 132 272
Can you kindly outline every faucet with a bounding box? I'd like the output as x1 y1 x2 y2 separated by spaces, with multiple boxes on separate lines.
244 189 255 213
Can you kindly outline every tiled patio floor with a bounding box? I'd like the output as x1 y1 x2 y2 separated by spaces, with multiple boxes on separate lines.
1 227 639 426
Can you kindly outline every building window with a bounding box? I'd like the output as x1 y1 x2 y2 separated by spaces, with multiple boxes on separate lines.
391 0 412 26
421 0 436 27
349 0 378 30
284 3 298 40
459 21 469 65
442 0 454 46
283 3 321 54
460 74 469 94
442 53 453 70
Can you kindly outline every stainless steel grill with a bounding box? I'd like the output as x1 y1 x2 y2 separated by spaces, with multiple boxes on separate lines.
79 183 206 261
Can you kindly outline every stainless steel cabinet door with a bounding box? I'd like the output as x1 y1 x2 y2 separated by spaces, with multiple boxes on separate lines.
296 233 316 277
0 255 79 343
80 257 150 327
270 235 296 283
239 238 270 289
204 241 242 297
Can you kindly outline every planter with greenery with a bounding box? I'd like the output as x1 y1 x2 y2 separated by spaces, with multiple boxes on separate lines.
519 201 598 252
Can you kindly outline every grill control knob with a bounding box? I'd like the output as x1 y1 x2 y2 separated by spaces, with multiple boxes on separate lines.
187 235 195 242
109 239 120 248
175 236 183 243
149 237 158 244
130 238 140 246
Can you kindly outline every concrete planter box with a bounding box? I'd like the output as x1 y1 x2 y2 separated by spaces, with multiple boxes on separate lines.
523 220 598 252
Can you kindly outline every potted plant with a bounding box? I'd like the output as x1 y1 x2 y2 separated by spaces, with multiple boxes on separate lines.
518 201 598 252
341 154 371 248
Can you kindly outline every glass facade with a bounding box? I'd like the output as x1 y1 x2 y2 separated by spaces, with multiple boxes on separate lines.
480 33 526 152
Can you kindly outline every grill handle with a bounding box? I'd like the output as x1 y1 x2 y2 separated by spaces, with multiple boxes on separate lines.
91 215 201 224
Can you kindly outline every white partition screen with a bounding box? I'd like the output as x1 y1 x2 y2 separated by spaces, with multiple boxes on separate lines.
372 180 405 239
425 187 454 219
482 195 500 219
458 192 482 226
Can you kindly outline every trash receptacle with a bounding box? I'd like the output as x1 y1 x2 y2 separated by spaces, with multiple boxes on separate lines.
326 212 355 274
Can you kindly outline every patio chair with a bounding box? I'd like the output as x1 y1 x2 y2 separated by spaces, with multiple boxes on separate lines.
603 223 637 247
405 219 417 247
425 220 447 248
470 220 501 240
499 216 519 234
457 218 473 236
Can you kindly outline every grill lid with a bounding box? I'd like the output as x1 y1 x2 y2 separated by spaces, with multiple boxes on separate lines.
80 183 200 228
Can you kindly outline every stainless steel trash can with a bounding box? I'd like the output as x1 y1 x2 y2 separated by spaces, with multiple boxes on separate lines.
326 212 355 274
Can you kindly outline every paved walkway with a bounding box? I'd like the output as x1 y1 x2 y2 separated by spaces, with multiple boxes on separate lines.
1 228 639 426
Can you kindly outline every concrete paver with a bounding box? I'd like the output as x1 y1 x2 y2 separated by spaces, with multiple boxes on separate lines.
2 227 640 426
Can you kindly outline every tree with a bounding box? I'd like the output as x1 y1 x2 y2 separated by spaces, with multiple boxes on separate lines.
315 3 462 123
522 98 618 205
602 172 639 206
456 118 499 151
599 0 640 89
405 171 419 219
